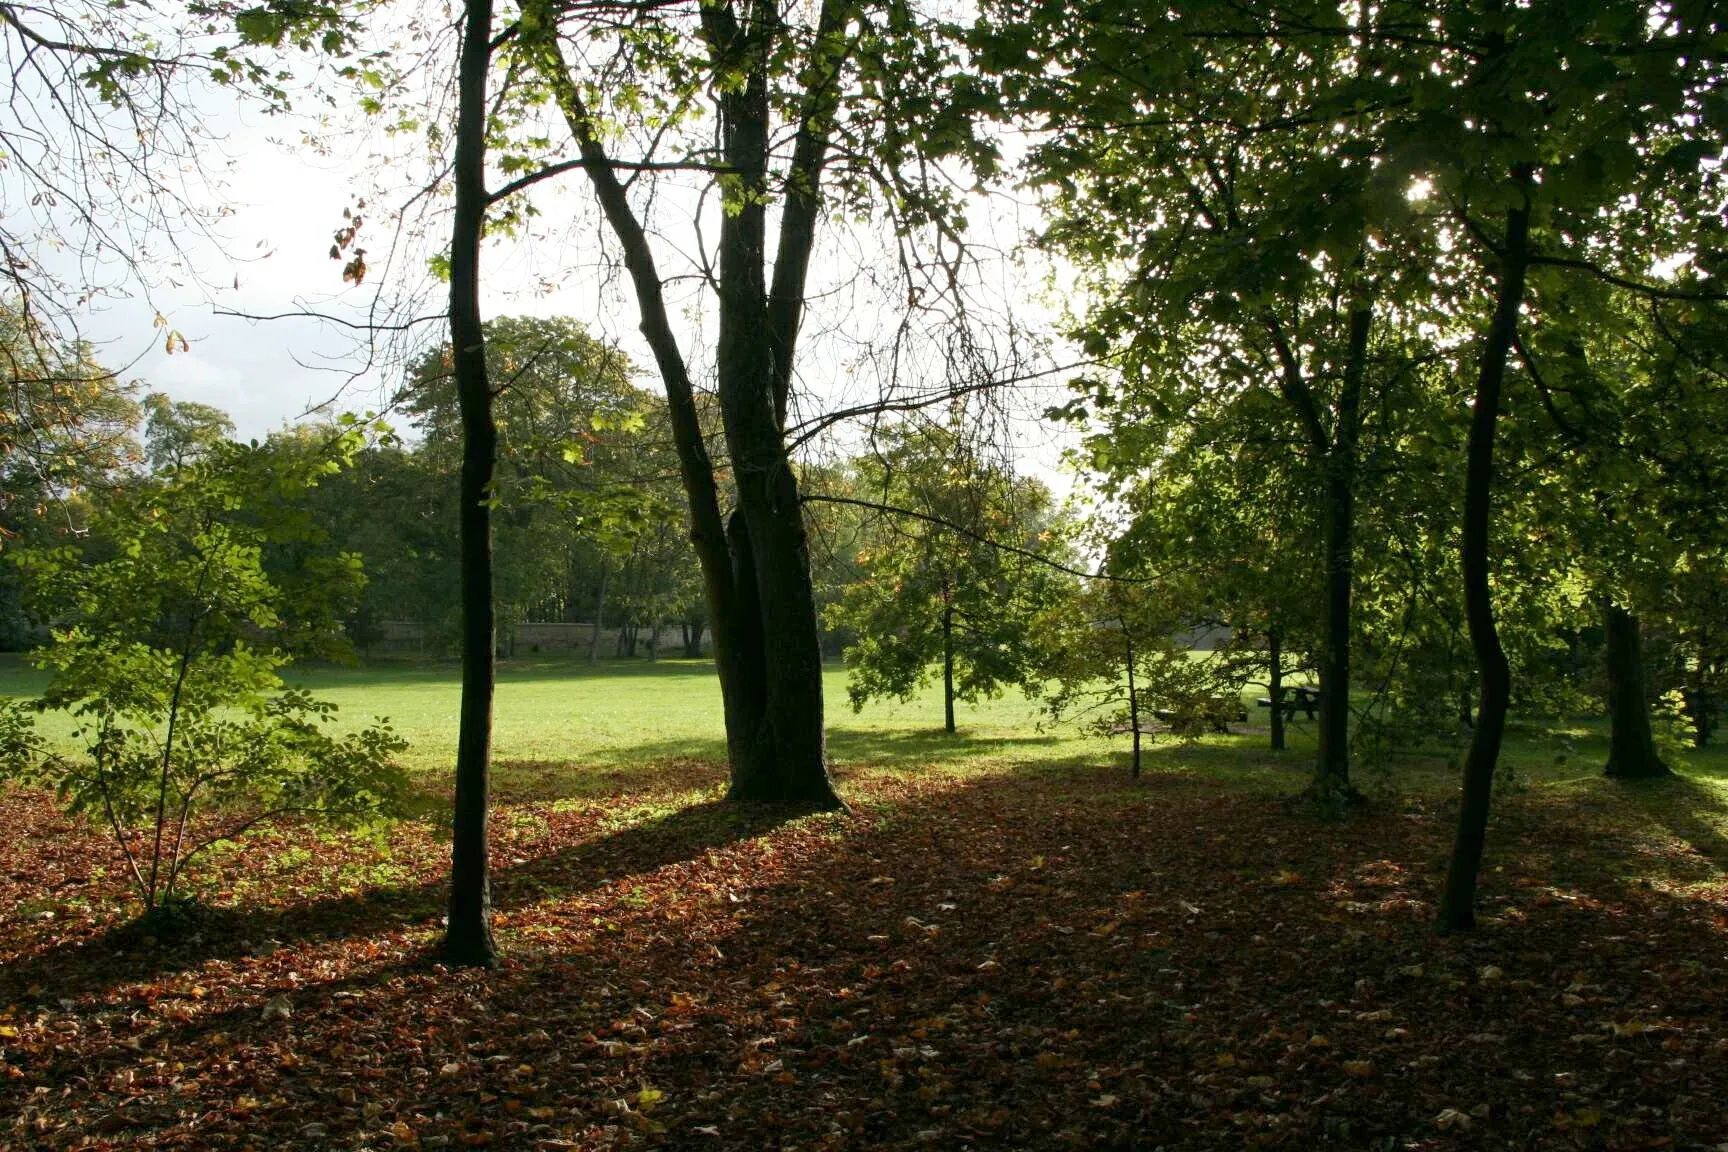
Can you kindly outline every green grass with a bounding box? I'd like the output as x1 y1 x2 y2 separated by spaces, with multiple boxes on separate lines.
0 652 1102 783
3 651 1724 820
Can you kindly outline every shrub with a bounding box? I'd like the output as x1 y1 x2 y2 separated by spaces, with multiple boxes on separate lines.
0 436 410 924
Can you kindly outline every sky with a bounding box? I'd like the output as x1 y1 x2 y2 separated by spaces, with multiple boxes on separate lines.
5 13 1084 494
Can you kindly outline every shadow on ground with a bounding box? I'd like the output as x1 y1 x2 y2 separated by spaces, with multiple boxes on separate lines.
5 764 1725 1151
0 798 795 1007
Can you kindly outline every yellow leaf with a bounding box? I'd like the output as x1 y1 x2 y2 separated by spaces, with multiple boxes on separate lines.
1214 1053 1236 1068
1342 1060 1373 1077
0 1026 17 1039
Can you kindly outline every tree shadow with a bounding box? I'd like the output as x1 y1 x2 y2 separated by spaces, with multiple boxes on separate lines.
17 764 1728 1151
1608 769 1728 879
0 798 795 1007
826 726 1064 770
488 749 729 801
478 728 1077 803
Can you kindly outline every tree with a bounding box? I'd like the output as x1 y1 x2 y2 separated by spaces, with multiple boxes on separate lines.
824 420 1071 734
1070 384 1328 755
510 0 993 806
1037 568 1227 777
142 393 235 475
985 0 1455 803
400 315 689 654
1389 2 1726 931
0 301 142 644
439 0 502 968
0 437 408 926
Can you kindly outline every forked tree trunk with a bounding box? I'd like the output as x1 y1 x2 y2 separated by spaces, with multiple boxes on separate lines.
1604 604 1669 779
530 3 846 810
702 0 839 808
1439 166 1532 934
442 0 499 969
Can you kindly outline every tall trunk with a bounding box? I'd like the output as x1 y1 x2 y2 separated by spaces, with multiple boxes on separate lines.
719 385 834 805
588 560 608 665
1439 167 1532 934
442 0 499 969
1268 628 1286 752
706 2 837 808
529 0 848 809
1313 304 1372 800
942 592 956 734
1604 603 1669 778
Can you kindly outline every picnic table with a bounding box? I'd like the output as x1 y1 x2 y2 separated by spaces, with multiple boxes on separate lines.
1256 684 1320 721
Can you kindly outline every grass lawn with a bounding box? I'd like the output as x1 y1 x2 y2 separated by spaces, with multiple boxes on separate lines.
2 653 1726 1149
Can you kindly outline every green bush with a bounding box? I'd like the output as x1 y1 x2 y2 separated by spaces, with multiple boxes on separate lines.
0 436 410 924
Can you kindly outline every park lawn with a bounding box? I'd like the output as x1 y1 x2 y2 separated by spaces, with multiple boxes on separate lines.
0 653 1094 784
8 648 1720 797
2 655 1727 1148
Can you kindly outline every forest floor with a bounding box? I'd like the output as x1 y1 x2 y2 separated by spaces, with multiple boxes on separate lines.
2 659 1727 1149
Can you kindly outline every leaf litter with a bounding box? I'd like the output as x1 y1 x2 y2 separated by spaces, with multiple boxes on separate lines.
1 762 1724 1150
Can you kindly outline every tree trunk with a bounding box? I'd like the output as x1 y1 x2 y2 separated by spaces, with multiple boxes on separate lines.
1268 628 1286 752
589 560 608 665
942 593 956 734
1687 656 1716 747
530 2 843 810
1313 304 1372 801
1439 167 1532 934
720 416 835 805
442 0 499 969
1603 603 1669 779
706 10 837 808
1124 620 1141 778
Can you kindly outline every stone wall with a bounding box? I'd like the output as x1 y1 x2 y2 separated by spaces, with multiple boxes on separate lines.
367 621 705 657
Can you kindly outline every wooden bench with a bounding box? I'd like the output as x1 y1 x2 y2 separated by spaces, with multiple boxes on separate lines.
1255 685 1320 721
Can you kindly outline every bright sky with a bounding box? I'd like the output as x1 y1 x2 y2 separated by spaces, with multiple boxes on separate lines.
9 20 1082 494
